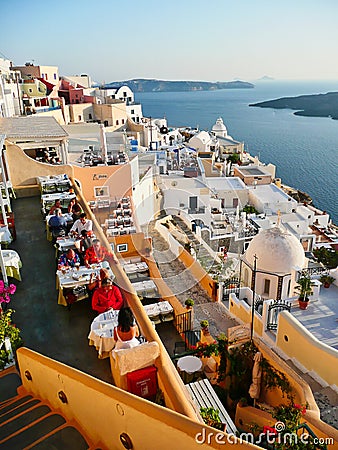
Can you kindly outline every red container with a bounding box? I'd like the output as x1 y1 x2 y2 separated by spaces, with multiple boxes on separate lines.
126 366 158 399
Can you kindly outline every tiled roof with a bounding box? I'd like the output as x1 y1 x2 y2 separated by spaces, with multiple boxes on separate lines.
0 116 68 139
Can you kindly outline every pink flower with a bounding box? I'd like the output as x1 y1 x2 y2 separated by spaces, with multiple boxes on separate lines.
8 284 16 295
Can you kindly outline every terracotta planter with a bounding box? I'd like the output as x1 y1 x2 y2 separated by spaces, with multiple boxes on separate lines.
298 299 309 310
324 282 330 288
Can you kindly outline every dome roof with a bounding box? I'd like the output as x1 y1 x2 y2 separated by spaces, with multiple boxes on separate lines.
212 117 227 133
244 227 305 274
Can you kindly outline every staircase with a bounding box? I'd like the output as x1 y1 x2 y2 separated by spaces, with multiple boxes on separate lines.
0 370 90 449
173 216 220 273
284 359 338 431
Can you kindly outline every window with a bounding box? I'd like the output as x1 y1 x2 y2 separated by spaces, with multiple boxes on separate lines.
244 268 249 287
263 279 270 295
54 73 57 80
45 73 48 80
88 114 92 120
287 279 291 297
117 243 128 253
233 198 239 208
122 119 125 124
131 109 135 114
78 115 82 121
116 120 119 125
94 186 109 197
29 89 32 93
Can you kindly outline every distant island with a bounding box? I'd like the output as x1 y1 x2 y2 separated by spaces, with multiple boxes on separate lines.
105 78 254 92
250 91 338 120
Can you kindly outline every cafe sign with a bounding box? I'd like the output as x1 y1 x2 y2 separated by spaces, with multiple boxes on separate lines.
93 174 108 180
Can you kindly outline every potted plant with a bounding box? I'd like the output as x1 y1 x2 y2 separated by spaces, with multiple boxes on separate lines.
319 274 335 288
0 309 22 370
238 397 248 407
294 276 314 310
185 298 194 309
200 320 210 335
200 407 223 430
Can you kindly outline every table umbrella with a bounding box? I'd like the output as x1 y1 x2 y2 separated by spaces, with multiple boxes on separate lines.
249 351 262 405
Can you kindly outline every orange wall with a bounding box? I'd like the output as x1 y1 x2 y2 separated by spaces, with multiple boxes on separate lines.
16 348 259 449
73 164 132 202
178 248 217 300
6 142 74 186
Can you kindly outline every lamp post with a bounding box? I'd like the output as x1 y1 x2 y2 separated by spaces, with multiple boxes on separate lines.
250 254 258 341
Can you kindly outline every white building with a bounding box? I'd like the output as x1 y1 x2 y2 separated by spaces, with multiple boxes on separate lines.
94 86 143 124
248 183 297 215
189 130 219 153
0 58 22 117
241 226 307 300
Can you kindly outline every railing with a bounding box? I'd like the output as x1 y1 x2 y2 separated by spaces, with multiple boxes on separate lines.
267 299 291 331
174 309 192 334
297 266 326 279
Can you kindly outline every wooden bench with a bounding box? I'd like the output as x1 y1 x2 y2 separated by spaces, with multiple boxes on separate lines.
186 378 237 435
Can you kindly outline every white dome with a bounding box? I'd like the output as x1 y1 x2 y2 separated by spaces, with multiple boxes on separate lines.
244 227 305 274
212 117 227 133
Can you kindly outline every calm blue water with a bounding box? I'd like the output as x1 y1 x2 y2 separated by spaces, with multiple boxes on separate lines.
135 80 338 224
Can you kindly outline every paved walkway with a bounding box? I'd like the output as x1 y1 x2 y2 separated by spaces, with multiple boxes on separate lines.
292 284 338 350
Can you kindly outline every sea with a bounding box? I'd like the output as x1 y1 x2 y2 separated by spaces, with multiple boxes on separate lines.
135 80 338 225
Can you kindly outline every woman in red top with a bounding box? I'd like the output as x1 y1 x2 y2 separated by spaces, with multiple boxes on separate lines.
91 278 124 313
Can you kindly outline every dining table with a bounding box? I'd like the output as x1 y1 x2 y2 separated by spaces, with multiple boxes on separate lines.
131 279 159 298
177 355 203 383
56 264 100 306
45 213 73 241
0 226 13 246
88 309 119 358
0 249 22 281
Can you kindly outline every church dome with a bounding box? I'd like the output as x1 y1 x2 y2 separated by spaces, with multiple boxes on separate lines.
244 227 305 274
212 117 227 134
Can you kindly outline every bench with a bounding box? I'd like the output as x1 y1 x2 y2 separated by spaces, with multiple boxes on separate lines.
186 378 237 435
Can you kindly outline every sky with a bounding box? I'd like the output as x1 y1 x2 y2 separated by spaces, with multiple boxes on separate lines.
1 0 338 84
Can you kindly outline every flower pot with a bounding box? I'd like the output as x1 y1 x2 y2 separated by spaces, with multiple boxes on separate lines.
298 299 309 310
324 282 330 288
201 327 210 336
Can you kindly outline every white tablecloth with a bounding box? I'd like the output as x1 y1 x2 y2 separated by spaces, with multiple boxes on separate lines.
57 265 100 290
88 309 119 358
0 226 12 245
177 356 202 374
1 249 22 281
55 235 78 252
123 261 149 274
131 279 158 297
41 192 76 202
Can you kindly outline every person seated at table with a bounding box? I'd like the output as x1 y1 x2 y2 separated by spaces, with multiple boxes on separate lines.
75 229 94 261
114 307 140 350
92 278 124 313
58 248 80 269
70 213 93 237
48 208 67 241
68 198 83 222
49 199 62 215
84 239 117 267
87 266 110 294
